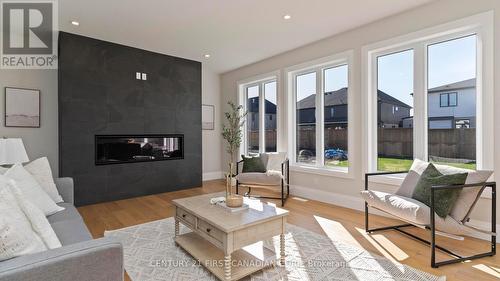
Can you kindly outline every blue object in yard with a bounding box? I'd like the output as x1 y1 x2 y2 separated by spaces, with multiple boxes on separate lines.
325 148 348 160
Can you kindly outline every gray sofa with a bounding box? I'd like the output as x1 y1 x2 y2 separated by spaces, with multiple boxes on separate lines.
0 178 124 281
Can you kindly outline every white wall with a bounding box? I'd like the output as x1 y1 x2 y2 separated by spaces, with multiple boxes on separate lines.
202 65 223 180
221 0 500 226
0 69 59 176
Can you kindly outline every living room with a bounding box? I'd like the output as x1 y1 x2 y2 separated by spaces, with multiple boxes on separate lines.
0 0 499 280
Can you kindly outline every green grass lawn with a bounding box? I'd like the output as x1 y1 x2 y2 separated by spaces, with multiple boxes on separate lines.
377 157 476 171
325 160 349 167
325 158 476 171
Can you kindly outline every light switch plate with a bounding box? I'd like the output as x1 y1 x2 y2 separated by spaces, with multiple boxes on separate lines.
136 72 141 80
141 73 147 80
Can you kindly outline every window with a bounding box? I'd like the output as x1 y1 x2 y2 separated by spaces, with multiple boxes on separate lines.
365 13 492 173
376 50 414 171
246 85 259 154
428 35 476 169
324 64 348 167
439 92 458 107
242 78 278 155
295 72 316 164
449 93 457 106
264 81 277 152
290 54 351 171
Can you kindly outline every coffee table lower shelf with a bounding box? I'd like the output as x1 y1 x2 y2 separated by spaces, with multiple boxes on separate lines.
175 232 276 281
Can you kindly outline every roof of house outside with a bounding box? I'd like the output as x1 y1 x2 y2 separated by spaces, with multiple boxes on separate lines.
297 87 412 109
247 97 277 114
427 78 476 93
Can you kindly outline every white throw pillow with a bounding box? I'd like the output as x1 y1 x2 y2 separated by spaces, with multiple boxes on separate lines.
396 159 429 197
0 177 47 261
0 167 7 175
260 152 287 172
9 182 61 249
24 157 63 203
4 165 64 216
433 164 492 222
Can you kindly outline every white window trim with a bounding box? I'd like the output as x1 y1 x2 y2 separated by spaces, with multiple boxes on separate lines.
285 50 354 178
362 11 494 190
237 70 281 156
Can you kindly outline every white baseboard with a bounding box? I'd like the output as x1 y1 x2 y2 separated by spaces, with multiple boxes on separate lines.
203 171 224 181
290 184 499 242
290 184 365 211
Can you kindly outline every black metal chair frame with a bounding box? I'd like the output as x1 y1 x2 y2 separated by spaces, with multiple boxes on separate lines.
364 171 496 268
235 158 290 206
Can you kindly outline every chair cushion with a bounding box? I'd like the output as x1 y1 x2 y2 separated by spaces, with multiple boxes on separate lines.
51 220 93 246
236 172 282 186
361 190 475 236
397 159 429 197
396 158 493 222
47 203 83 224
241 155 267 173
433 164 492 222
361 190 429 225
411 163 467 218
47 203 92 246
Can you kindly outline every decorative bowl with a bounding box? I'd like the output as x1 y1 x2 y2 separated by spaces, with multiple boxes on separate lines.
226 194 244 208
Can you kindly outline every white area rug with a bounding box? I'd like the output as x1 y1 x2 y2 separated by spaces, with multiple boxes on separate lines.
104 217 445 281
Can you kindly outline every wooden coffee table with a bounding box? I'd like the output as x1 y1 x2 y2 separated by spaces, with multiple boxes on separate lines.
172 192 289 281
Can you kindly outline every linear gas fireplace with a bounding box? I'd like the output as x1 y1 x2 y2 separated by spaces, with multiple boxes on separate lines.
95 134 184 165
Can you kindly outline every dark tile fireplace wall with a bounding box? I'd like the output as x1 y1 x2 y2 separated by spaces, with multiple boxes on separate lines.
58 32 202 206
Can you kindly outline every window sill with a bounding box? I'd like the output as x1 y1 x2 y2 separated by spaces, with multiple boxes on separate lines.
289 165 352 179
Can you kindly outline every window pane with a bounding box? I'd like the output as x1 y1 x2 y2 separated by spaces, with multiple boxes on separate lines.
264 81 277 152
440 94 448 107
377 50 414 171
296 72 316 164
323 65 348 168
427 35 476 169
449 92 457 106
246 85 259 154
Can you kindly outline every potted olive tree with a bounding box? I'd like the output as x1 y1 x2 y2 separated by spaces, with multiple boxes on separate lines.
222 101 247 207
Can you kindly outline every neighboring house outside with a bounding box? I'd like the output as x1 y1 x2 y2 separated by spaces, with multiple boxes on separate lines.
403 78 476 129
248 88 412 130
247 97 277 131
296 88 412 128
428 78 476 129
376 90 412 128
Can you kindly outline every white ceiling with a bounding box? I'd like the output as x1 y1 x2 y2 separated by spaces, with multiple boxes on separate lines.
59 0 434 73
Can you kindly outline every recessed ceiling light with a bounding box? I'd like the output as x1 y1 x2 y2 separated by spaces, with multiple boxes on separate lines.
283 14 291 20
71 21 80 26
204 54 211 58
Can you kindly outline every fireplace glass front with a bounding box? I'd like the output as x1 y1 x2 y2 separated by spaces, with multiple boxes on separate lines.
95 135 183 165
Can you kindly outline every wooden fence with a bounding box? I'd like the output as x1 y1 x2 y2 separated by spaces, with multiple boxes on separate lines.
250 127 476 160
248 130 277 151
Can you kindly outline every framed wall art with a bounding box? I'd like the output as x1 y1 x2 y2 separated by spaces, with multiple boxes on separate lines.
202 104 215 130
5 87 40 128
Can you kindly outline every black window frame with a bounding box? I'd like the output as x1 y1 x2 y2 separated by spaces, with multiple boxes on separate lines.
439 92 458 107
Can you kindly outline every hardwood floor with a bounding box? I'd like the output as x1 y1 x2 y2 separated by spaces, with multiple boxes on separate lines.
78 180 500 281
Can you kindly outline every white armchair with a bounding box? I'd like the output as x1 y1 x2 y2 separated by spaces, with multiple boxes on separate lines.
235 152 289 206
362 159 496 268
